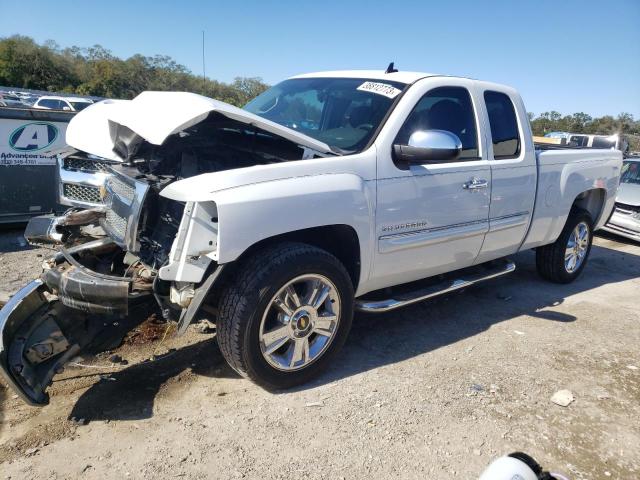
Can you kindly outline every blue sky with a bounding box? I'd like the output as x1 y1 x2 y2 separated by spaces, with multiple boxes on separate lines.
3 0 639 117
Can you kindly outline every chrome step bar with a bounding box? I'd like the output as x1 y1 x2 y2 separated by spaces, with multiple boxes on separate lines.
355 260 516 313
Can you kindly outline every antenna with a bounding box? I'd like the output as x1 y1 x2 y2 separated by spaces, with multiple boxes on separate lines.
385 62 398 74
202 31 206 91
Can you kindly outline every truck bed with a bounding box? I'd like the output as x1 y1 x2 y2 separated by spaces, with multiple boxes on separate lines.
520 148 622 250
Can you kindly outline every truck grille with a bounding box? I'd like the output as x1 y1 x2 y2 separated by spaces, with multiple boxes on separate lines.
63 156 112 173
100 172 149 251
105 210 128 239
62 183 101 204
106 176 135 202
58 153 113 207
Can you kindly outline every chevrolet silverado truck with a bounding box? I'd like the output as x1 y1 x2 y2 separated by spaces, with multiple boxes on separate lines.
0 70 622 405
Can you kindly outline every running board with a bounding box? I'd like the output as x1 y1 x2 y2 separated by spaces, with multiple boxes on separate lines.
355 260 516 313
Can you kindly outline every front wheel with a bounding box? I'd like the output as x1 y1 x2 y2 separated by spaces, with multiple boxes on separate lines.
216 242 354 389
536 209 594 283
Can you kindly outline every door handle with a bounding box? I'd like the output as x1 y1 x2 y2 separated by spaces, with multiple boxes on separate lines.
463 178 488 190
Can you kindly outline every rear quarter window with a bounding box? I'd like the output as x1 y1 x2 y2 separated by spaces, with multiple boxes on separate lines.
484 91 520 159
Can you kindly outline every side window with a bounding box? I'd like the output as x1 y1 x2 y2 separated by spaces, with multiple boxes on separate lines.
569 135 588 147
396 86 479 160
40 99 64 109
484 91 520 159
592 137 616 149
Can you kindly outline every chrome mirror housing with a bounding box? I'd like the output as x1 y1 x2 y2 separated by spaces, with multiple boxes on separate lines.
393 130 462 163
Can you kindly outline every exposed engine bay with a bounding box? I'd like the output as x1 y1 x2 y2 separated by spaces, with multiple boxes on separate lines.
131 112 312 268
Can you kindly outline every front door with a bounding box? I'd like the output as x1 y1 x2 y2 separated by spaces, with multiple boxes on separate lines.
370 79 491 292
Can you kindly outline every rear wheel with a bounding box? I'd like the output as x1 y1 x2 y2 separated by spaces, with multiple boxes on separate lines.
536 209 593 283
216 242 354 389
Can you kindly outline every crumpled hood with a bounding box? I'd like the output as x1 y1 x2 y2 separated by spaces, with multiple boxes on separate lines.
65 91 334 161
617 182 640 206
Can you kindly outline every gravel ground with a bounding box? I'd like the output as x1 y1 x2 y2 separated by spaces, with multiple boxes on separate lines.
0 227 638 479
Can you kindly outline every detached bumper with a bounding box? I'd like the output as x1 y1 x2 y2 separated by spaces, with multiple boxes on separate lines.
0 281 79 405
0 243 152 405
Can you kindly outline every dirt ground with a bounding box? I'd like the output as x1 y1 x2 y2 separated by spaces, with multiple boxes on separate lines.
0 228 638 479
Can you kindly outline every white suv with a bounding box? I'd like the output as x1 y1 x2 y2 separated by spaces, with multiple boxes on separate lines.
33 95 93 112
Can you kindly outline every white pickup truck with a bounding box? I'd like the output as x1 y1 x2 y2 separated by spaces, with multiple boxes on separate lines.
1 69 622 405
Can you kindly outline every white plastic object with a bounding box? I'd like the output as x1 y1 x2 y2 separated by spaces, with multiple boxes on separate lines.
478 455 539 480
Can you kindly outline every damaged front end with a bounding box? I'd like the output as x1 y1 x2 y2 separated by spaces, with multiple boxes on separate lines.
0 237 156 405
1 90 333 405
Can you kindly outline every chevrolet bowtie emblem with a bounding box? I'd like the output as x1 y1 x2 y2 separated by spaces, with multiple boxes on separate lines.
99 185 107 201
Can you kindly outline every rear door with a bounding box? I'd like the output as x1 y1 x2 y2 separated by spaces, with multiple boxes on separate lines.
371 77 491 291
475 87 537 263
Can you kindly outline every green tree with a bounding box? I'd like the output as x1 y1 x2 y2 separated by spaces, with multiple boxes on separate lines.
0 35 269 107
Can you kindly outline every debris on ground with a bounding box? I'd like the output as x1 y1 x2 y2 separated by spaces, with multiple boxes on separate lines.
107 354 129 365
197 319 216 334
124 315 169 345
550 389 575 407
109 354 122 363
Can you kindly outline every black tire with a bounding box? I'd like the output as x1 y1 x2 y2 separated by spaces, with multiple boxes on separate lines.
536 209 593 283
216 242 354 389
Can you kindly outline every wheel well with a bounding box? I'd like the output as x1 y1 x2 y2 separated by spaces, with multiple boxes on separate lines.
234 225 361 289
572 188 606 224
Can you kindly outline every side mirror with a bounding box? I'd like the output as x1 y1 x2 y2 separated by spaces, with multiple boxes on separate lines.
393 130 462 163
62 106 71 111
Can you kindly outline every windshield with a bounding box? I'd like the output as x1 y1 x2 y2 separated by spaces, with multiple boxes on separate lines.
244 78 406 153
621 161 640 184
70 101 92 111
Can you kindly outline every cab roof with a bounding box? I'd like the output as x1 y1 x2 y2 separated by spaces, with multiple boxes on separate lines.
290 70 438 84
288 70 519 96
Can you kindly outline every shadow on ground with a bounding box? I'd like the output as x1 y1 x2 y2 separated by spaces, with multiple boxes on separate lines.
68 339 237 423
596 229 640 247
62 241 638 423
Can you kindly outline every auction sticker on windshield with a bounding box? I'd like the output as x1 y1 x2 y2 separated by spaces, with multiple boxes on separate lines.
357 81 402 99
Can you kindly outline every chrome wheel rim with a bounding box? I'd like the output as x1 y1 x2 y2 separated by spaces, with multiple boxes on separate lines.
259 274 341 371
565 221 590 273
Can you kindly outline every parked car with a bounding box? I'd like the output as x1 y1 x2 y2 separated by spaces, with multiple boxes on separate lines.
33 95 93 112
0 93 28 108
0 70 622 405
601 157 640 242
